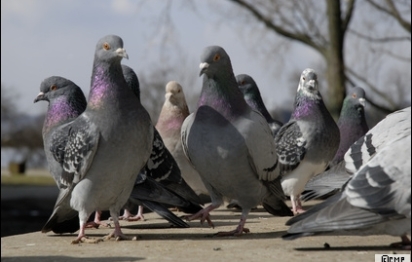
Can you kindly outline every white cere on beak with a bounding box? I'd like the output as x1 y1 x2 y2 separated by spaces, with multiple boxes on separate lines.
359 97 366 107
116 48 129 59
199 62 209 70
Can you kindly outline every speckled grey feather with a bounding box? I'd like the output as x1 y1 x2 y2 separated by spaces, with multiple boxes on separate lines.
301 87 369 201
283 107 411 248
275 68 340 215
46 35 154 243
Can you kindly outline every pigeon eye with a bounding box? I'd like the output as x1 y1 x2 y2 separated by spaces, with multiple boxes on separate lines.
240 81 245 85
51 85 57 91
302 77 306 81
352 94 357 98
213 54 220 61
103 42 111 50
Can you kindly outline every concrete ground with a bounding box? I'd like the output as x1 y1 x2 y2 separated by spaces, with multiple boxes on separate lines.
1 170 410 261
1 200 410 261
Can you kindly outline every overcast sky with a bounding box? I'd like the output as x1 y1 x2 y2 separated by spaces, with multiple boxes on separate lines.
1 0 323 117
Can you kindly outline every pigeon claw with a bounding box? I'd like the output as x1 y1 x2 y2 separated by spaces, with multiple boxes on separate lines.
215 227 250 237
71 237 102 244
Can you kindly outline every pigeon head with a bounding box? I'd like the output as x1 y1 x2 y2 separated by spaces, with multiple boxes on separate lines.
344 86 366 113
199 46 232 77
122 64 140 101
236 74 260 102
34 76 85 104
35 76 87 132
165 81 186 106
296 68 321 100
94 35 129 64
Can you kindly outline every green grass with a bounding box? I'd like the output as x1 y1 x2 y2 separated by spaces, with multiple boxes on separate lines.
1 174 55 186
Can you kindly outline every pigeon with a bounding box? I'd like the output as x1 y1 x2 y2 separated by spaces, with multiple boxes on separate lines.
36 74 194 233
275 68 340 215
34 77 87 188
283 107 411 250
301 87 369 201
42 35 154 243
34 76 87 234
156 80 209 198
331 86 369 165
121 65 203 214
236 74 283 137
225 74 284 210
181 45 292 236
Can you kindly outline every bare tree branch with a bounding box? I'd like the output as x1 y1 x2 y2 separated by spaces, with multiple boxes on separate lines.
345 66 398 109
345 73 394 114
342 0 356 33
366 0 411 32
348 29 411 42
385 0 412 32
370 46 411 62
229 0 327 56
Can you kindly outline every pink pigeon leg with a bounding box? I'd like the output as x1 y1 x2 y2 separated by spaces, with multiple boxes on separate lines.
215 209 250 237
118 209 133 220
390 235 411 250
125 205 145 221
71 213 102 244
85 210 110 228
184 203 219 228
103 209 138 241
291 195 306 215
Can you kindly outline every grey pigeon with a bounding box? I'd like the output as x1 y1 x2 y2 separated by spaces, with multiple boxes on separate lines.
283 107 411 249
36 75 194 233
236 74 283 137
156 81 209 198
121 65 203 214
181 45 292 236
34 76 87 234
332 86 369 165
42 35 154 243
301 87 369 201
275 68 340 215
227 74 283 210
34 77 87 188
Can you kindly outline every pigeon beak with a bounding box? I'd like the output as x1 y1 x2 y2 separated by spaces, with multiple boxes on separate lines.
116 48 129 60
359 97 366 107
307 80 316 90
34 92 45 103
199 62 209 76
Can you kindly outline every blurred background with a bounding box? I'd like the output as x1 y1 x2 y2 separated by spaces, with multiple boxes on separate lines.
1 0 410 237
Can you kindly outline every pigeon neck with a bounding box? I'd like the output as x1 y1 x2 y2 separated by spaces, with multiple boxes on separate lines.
198 75 249 119
339 101 368 131
44 96 84 133
246 94 274 123
292 94 324 120
157 102 189 132
88 62 124 108
333 104 369 163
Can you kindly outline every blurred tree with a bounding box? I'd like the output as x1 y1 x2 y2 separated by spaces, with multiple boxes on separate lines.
142 0 410 120
2 84 45 167
227 0 410 117
1 84 18 122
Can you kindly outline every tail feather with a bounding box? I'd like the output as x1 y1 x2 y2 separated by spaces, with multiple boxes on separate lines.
137 199 190 228
262 194 293 217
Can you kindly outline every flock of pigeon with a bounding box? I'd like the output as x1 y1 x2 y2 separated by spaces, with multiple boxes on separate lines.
34 34 410 249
